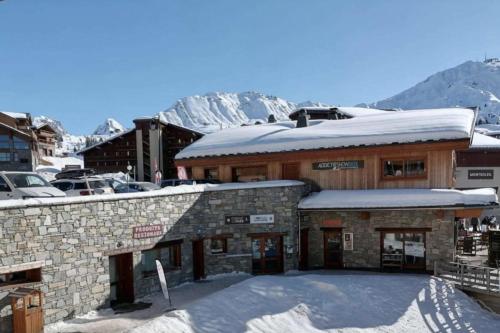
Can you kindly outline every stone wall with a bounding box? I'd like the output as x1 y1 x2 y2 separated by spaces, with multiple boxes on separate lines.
0 183 304 332
302 209 455 271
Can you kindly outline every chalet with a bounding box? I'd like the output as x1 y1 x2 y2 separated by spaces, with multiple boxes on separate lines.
34 123 57 158
79 117 202 181
0 112 37 171
176 107 498 272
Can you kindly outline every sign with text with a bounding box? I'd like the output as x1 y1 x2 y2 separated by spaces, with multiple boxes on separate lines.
133 225 164 239
312 160 364 171
343 233 353 251
225 215 250 224
321 219 342 228
250 214 274 224
468 169 494 180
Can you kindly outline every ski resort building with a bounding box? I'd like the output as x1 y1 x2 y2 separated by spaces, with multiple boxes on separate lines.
176 107 498 272
78 117 203 181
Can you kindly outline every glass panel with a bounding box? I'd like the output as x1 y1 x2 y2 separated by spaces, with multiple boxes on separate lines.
13 137 29 149
404 233 425 266
264 238 279 258
211 239 225 254
383 233 404 254
235 166 267 182
405 160 425 177
0 152 10 161
325 232 342 264
0 135 10 149
252 239 261 259
141 250 157 273
383 160 404 177
5 174 49 188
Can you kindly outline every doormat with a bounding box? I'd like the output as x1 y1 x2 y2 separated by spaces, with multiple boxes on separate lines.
112 301 153 314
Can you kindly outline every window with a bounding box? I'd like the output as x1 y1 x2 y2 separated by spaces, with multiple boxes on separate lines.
0 152 10 161
211 238 228 254
13 137 29 150
382 158 426 179
5 173 49 188
232 165 267 182
0 177 11 192
381 231 426 270
204 168 219 180
0 135 10 149
0 268 41 288
141 241 182 275
52 182 73 191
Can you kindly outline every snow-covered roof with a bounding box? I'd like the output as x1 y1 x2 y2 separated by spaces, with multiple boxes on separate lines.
176 108 475 160
471 132 500 148
0 111 29 119
335 107 392 117
298 188 498 210
0 180 304 210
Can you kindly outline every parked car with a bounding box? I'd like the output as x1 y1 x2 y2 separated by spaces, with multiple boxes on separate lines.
160 179 197 188
0 171 66 199
51 177 114 196
114 182 161 193
55 168 95 180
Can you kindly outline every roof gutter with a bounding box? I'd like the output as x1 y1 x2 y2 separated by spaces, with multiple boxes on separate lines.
298 203 499 212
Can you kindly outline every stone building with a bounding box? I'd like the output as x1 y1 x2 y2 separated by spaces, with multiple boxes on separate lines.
0 181 304 332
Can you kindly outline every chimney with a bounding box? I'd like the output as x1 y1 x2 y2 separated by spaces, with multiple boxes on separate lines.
268 114 277 123
296 109 310 128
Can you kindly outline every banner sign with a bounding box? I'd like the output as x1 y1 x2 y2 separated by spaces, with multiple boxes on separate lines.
225 215 250 224
156 260 172 306
343 233 353 251
250 214 274 224
468 169 494 180
133 225 163 239
312 160 364 171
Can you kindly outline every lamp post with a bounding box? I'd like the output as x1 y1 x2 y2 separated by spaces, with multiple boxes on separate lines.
126 164 132 193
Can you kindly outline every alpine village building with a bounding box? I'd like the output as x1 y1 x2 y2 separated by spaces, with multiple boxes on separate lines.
78 117 203 181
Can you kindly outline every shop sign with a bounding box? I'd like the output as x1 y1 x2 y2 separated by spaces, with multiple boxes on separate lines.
225 215 250 224
321 219 342 228
133 225 164 239
468 169 494 180
343 233 353 251
312 160 364 171
250 214 274 224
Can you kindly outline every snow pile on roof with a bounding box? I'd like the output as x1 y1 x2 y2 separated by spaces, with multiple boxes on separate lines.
298 188 498 210
176 108 475 159
0 180 304 210
127 274 500 333
0 111 28 119
335 106 392 117
471 132 500 148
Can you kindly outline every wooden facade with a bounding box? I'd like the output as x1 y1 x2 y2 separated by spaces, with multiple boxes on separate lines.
179 140 469 190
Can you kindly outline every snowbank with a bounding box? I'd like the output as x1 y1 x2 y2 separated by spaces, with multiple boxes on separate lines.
127 274 500 333
298 188 498 210
176 108 475 159
0 180 304 209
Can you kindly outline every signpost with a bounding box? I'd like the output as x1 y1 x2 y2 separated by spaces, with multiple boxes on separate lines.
468 169 494 180
250 214 274 224
225 214 275 225
155 260 173 309
132 225 164 239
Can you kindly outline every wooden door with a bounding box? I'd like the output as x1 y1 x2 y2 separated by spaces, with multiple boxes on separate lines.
299 229 309 270
282 163 300 180
323 230 343 268
192 239 205 280
251 235 283 274
111 252 134 304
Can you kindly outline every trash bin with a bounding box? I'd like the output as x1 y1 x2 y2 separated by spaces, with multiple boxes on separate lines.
9 288 44 333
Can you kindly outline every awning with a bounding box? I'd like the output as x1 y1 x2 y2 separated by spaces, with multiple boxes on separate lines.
298 188 499 210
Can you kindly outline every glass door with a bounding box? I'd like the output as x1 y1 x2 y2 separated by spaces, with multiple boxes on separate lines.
323 229 343 268
252 235 283 274
381 231 426 271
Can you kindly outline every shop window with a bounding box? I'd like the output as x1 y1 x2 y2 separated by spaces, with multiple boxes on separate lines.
0 152 10 161
232 165 267 182
211 238 228 254
141 240 182 275
204 168 219 180
381 231 426 270
382 158 426 179
0 268 42 288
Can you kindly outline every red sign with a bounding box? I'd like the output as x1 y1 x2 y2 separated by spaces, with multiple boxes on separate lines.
321 219 342 228
133 225 164 239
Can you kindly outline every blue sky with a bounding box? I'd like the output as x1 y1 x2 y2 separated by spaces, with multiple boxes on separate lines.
2 0 500 134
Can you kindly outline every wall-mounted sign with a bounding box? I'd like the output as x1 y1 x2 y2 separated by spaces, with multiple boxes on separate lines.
133 225 164 239
343 233 353 251
225 215 250 224
250 214 274 224
312 160 364 171
321 219 342 228
468 169 494 180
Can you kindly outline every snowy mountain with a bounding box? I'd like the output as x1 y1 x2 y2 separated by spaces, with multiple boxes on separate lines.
33 116 67 138
365 58 500 125
93 118 126 136
158 91 328 132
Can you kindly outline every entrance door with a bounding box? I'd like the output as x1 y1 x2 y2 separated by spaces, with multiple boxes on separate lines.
299 229 309 270
282 163 300 180
252 235 283 274
192 239 205 280
109 253 134 304
323 230 343 268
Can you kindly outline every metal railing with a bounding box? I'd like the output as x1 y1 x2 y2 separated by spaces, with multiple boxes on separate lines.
434 261 500 294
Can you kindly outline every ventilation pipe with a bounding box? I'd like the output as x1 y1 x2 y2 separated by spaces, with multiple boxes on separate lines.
296 109 310 128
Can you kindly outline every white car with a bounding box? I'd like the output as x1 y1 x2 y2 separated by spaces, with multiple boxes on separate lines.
0 172 66 200
51 177 114 196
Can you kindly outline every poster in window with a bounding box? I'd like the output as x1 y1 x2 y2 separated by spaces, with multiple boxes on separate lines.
343 233 353 251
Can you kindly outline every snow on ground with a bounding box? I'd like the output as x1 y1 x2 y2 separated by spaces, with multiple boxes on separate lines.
36 156 84 181
129 273 499 333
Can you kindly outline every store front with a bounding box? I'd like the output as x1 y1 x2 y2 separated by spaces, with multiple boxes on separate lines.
251 234 284 274
380 229 427 271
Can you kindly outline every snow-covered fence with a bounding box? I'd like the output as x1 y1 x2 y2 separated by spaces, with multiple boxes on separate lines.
434 261 500 294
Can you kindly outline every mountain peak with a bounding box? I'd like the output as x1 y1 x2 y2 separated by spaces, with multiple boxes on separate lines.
93 118 126 136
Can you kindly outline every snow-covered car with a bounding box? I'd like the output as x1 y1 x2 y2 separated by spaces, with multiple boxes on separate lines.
51 177 114 196
114 182 161 193
0 171 66 199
